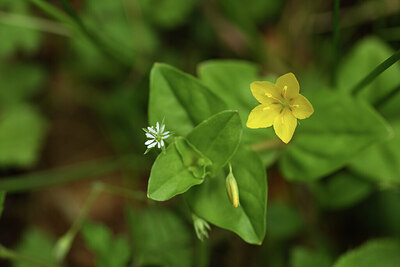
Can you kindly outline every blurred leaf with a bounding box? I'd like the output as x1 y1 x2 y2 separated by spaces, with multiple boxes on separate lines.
138 0 198 29
267 202 303 241
0 0 41 58
126 207 192 267
14 228 56 267
82 221 130 267
149 63 226 136
186 110 242 174
0 63 46 103
279 90 391 181
0 191 5 218
147 138 206 201
310 172 373 210
290 247 332 267
185 146 267 244
0 105 47 168
333 239 400 267
338 37 400 105
350 120 400 185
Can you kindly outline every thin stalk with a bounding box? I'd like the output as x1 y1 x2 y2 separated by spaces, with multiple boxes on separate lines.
0 244 58 267
0 11 71 36
332 0 340 87
28 0 76 29
352 48 400 95
375 84 400 109
0 154 149 193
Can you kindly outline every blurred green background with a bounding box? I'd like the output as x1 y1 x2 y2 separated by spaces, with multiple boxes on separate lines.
0 0 400 266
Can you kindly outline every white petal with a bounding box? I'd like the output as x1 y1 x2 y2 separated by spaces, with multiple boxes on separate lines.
162 134 170 139
160 140 164 147
145 133 154 139
157 142 161 148
145 139 154 145
148 142 157 148
162 131 170 136
148 127 156 134
161 124 165 132
156 122 160 132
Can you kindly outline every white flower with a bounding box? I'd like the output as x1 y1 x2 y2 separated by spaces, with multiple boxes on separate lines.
143 120 171 154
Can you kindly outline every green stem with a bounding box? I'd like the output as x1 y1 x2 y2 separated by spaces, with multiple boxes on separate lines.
375 84 400 109
0 244 58 267
352 48 400 95
332 0 340 87
0 11 71 36
28 0 76 29
0 154 149 193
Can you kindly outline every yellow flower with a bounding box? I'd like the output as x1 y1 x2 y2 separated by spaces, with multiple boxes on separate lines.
246 73 314 143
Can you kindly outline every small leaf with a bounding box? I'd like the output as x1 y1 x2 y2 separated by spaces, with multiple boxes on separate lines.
186 110 242 174
279 90 391 181
126 207 193 267
149 63 226 136
333 239 400 267
147 139 205 201
185 145 267 244
82 221 131 267
0 105 47 168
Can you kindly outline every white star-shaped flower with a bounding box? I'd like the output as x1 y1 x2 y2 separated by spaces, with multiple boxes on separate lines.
143 120 171 154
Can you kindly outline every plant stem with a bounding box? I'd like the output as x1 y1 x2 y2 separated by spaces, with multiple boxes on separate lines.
0 244 58 267
0 154 149 193
352 48 400 95
332 0 340 87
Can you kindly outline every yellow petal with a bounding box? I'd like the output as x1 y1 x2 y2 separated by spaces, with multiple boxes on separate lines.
291 94 314 119
276 73 300 99
246 104 280 129
273 109 297 143
250 81 281 104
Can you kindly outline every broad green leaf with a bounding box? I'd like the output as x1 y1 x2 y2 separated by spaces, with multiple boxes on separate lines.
0 1 41 58
0 105 47 168
14 228 56 267
279 90 391 181
333 239 400 267
147 138 206 201
138 0 198 29
149 63 226 136
82 221 130 267
310 172 373 210
338 36 400 105
290 247 332 267
0 191 5 218
349 120 400 185
126 207 192 267
185 145 267 244
0 63 46 103
187 110 242 174
267 202 303 241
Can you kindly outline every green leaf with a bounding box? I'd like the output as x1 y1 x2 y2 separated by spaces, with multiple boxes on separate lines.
138 0 198 29
14 228 56 267
147 138 206 201
279 90 391 181
333 239 400 267
82 221 130 267
0 191 5 218
291 247 332 267
186 110 242 174
0 1 41 58
185 145 267 244
126 207 192 267
0 63 46 103
0 105 47 168
349 119 400 185
267 202 303 241
338 36 400 105
310 172 373 210
149 63 226 136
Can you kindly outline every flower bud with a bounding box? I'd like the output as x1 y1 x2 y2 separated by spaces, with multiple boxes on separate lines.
226 168 240 208
192 214 211 241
